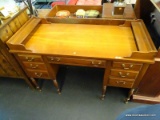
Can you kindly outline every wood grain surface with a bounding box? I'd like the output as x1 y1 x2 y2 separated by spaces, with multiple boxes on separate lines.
25 23 137 59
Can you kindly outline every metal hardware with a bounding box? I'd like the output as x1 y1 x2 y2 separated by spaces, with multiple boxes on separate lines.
122 64 133 70
116 81 126 84
91 61 102 65
50 57 54 61
50 57 60 61
26 57 34 61
35 72 42 77
30 64 38 69
56 57 60 61
119 72 129 78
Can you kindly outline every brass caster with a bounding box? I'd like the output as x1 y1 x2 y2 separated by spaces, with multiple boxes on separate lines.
57 89 61 95
38 89 42 92
100 95 105 100
124 98 129 104
36 87 40 89
36 87 42 92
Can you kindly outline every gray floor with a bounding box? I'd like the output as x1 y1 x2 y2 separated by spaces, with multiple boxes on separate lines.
0 66 145 120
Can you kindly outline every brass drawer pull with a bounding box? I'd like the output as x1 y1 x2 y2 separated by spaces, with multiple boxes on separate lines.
56 58 61 62
119 72 129 78
91 61 102 65
122 64 133 70
50 57 60 62
116 81 126 84
26 57 34 62
30 64 39 69
50 57 54 61
35 72 42 77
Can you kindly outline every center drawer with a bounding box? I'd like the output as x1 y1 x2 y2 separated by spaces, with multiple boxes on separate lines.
46 56 106 68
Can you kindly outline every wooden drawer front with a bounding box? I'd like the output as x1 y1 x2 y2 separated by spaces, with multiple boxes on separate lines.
110 69 138 79
108 77 134 88
17 11 29 25
18 54 43 62
9 18 21 33
26 70 50 79
46 56 106 68
0 25 13 42
112 62 142 71
23 62 47 70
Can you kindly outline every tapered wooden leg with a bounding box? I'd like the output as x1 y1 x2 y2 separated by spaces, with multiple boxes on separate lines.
101 61 112 100
101 86 107 100
23 77 35 89
30 77 41 91
124 88 135 103
53 80 61 94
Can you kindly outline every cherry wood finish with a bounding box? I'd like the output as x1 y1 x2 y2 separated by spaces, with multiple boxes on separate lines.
5 11 157 101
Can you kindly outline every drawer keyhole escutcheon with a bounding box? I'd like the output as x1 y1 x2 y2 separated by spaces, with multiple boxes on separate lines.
122 64 133 70
119 72 129 78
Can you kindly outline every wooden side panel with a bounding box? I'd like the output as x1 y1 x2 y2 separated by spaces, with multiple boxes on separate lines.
0 52 18 77
131 22 151 51
0 25 13 43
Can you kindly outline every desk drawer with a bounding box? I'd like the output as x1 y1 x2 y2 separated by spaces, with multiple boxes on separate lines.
112 62 142 71
108 77 134 88
46 56 106 68
18 54 43 62
22 62 47 70
26 70 50 79
110 69 138 79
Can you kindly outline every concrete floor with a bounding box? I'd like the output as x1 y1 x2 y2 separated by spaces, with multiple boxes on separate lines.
0 66 145 120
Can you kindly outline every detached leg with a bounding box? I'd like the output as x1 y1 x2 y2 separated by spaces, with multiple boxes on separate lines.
53 79 61 94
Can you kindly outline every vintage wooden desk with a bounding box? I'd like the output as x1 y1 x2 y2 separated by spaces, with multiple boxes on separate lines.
6 15 157 102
